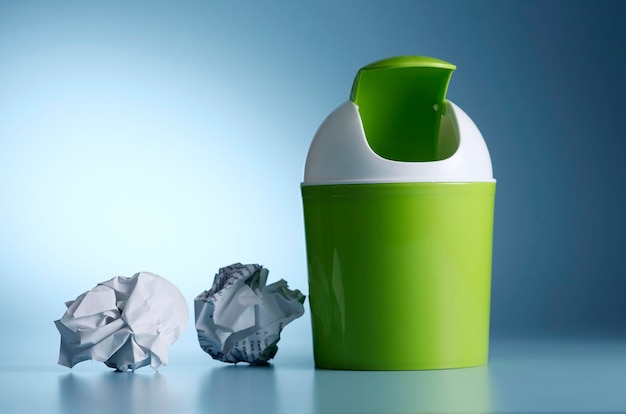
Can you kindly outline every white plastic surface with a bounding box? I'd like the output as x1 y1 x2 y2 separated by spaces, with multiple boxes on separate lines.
302 100 495 185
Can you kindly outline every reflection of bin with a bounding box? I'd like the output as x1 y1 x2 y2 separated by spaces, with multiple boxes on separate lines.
301 57 496 370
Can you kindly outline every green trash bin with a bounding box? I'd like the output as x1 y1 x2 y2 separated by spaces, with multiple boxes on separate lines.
301 56 496 370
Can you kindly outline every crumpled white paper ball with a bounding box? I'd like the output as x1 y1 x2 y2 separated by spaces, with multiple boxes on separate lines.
195 263 305 365
55 272 188 371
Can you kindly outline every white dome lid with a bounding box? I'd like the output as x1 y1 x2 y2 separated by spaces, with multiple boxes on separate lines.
302 100 494 185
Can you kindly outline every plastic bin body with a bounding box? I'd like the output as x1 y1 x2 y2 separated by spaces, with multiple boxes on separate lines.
303 183 494 370
301 57 496 370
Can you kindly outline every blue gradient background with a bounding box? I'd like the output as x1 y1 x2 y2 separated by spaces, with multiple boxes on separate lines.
1 0 625 367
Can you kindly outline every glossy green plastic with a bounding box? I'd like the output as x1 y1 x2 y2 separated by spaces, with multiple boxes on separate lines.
350 56 456 162
302 182 495 370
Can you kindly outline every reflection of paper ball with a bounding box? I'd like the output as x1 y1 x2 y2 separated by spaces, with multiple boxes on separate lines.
55 272 188 371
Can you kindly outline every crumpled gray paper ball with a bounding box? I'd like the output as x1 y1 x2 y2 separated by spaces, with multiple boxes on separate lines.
55 272 188 371
195 263 305 364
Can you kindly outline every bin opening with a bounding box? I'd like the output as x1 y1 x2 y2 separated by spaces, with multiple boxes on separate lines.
350 56 458 162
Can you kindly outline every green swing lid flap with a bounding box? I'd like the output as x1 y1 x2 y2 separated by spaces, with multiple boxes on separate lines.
350 56 456 162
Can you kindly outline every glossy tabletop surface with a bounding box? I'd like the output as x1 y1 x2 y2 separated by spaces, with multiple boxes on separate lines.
1 338 624 414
